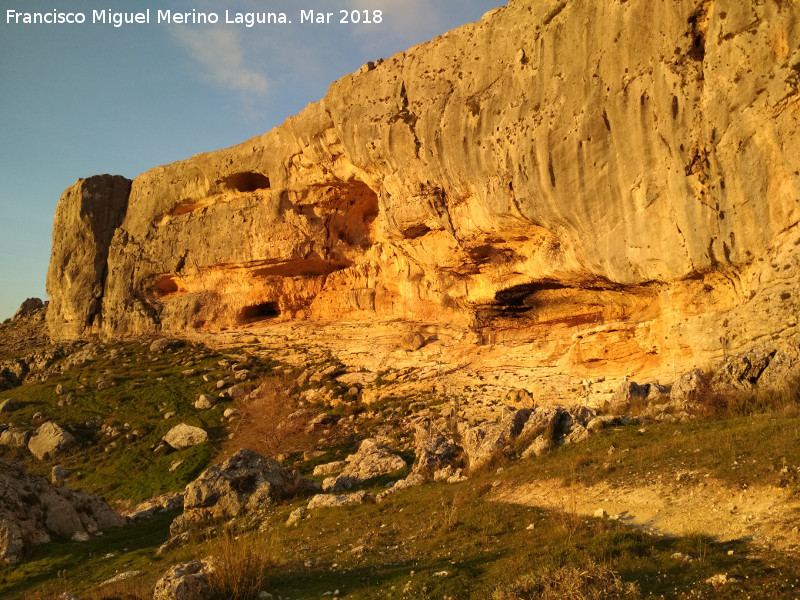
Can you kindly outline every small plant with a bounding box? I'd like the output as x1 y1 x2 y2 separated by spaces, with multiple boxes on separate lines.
491 561 641 600
207 530 274 600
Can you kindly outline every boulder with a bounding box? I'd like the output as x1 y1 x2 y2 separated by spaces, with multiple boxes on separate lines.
0 460 125 564
0 398 22 413
399 331 426 352
12 298 44 321
307 490 373 509
153 560 214 600
313 460 347 476
170 449 318 535
149 338 182 353
410 429 461 479
322 439 407 491
28 422 76 460
163 423 208 450
124 492 185 521
461 409 533 472
670 369 711 409
607 381 650 413
194 395 216 410
0 427 32 448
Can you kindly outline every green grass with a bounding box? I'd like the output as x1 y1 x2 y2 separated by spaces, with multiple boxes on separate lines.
0 341 261 504
503 413 800 491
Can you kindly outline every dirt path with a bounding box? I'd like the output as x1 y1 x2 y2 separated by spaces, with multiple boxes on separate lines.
494 477 800 553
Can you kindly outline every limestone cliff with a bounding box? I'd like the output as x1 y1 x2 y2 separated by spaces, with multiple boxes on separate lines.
46 175 131 339
48 0 800 381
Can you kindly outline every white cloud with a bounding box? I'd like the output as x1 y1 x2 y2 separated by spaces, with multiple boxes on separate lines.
171 27 268 95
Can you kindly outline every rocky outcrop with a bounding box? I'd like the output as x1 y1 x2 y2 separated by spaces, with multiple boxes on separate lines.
170 449 317 535
321 438 406 491
46 0 800 392
0 460 125 564
12 298 44 321
46 175 131 340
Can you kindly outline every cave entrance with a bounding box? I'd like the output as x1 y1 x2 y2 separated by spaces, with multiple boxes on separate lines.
220 172 271 193
239 302 280 323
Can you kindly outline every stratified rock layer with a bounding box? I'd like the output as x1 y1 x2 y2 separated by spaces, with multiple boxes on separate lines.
48 0 800 382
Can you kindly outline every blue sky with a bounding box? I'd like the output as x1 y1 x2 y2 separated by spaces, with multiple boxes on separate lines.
0 0 504 320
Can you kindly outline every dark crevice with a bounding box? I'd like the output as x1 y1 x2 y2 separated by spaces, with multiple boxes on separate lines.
219 172 270 193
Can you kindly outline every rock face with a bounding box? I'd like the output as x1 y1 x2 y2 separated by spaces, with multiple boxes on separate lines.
0 460 125 564
46 175 131 340
170 449 317 534
47 0 800 386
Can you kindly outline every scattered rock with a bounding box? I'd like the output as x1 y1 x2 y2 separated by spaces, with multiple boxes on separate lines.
51 465 70 485
100 571 141 587
670 369 710 409
308 490 373 509
195 394 216 410
313 460 347 476
399 331 426 352
228 385 246 398
149 339 182 353
28 421 76 460
0 427 32 448
163 423 209 450
286 506 309 527
607 381 650 413
153 560 214 600
462 409 533 472
0 460 125 564
706 573 738 589
323 439 406 490
411 429 461 479
124 492 185 521
170 449 318 535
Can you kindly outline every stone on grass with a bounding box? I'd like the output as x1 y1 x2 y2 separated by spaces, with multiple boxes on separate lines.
28 421 75 460
163 423 208 450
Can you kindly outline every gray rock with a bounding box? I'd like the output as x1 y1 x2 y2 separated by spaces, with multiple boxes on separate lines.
124 492 185 521
0 398 22 413
51 465 70 485
313 460 347 476
461 409 534 472
324 439 407 491
608 381 650 413
153 560 214 600
411 429 461 479
228 385 246 398
149 339 181 353
28 422 76 460
169 449 318 535
194 395 216 410
286 506 308 526
670 369 711 408
163 423 208 450
0 427 32 448
0 460 124 564
307 490 373 509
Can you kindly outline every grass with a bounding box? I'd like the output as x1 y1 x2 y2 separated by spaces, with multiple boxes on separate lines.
7 339 800 599
0 340 262 504
500 412 800 491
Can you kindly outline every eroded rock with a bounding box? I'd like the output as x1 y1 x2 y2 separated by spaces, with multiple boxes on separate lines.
0 460 124 564
170 449 317 535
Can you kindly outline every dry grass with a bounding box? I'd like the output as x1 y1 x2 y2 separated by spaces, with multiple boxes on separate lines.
491 561 641 600
222 376 317 460
207 531 275 600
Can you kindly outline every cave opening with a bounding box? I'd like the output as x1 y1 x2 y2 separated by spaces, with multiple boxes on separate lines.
220 172 271 193
240 302 280 323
